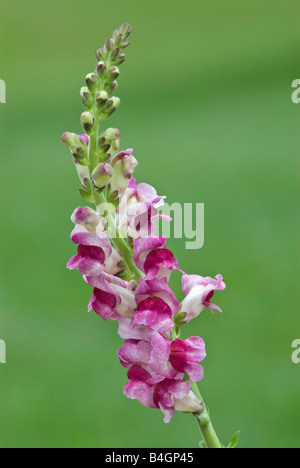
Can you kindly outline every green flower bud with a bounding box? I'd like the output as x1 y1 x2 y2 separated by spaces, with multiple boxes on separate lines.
61 132 88 164
96 90 108 112
61 132 79 147
104 80 118 94
98 128 121 148
120 40 130 49
96 61 107 79
106 96 120 110
114 54 126 65
81 112 95 135
80 87 93 110
85 73 99 94
115 23 132 41
111 46 120 59
104 38 114 52
113 33 123 47
105 139 120 161
107 66 120 83
92 163 113 190
95 48 107 61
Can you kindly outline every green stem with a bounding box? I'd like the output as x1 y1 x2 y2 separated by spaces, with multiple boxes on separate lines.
191 382 222 449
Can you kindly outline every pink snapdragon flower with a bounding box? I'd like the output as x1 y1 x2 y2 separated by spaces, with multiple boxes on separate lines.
67 225 112 276
181 274 226 322
123 365 203 423
133 236 180 280
170 337 206 382
134 278 179 334
117 179 171 239
118 334 205 384
86 273 136 321
123 178 165 208
69 208 124 275
118 334 178 381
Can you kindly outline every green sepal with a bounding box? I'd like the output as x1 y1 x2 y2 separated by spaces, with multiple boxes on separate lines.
173 307 186 327
79 189 95 203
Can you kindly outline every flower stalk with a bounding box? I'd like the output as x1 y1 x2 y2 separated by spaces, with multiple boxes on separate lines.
61 23 237 448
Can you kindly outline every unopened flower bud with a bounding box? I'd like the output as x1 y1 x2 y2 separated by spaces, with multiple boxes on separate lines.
92 163 113 190
71 206 100 229
114 54 126 65
80 87 93 110
104 81 118 94
99 127 121 147
96 90 108 111
61 132 88 162
104 38 114 52
81 112 95 135
111 46 120 59
173 391 204 414
96 61 107 79
120 41 131 49
117 23 132 40
85 73 99 94
105 139 121 161
107 66 120 83
105 96 120 117
61 132 79 147
110 149 138 197
98 128 121 156
95 48 106 61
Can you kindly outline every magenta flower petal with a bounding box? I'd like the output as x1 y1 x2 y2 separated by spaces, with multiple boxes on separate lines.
169 337 206 382
118 340 152 369
133 236 179 280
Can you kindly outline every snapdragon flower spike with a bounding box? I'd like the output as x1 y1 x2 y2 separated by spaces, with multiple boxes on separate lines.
63 25 228 440
133 236 180 280
134 278 179 334
181 274 226 322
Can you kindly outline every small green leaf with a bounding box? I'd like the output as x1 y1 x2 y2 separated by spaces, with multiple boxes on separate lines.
227 431 240 448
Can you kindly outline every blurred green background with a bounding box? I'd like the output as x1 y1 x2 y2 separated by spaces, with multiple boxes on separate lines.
0 0 299 448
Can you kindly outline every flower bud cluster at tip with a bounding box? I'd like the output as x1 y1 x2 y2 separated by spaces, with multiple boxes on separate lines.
80 23 132 124
61 24 133 202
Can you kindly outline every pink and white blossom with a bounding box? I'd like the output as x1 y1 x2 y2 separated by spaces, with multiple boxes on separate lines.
181 274 226 322
86 273 136 321
123 365 203 423
170 337 206 382
67 225 112 276
134 278 179 334
133 236 180 280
